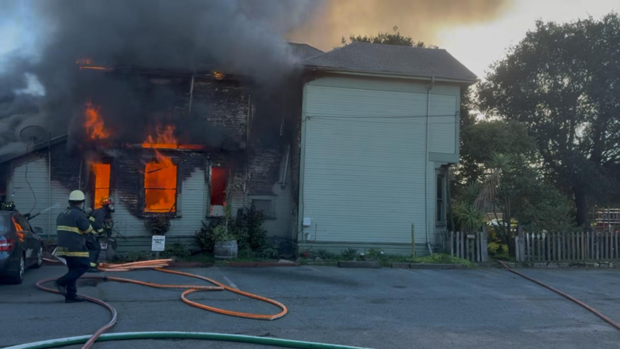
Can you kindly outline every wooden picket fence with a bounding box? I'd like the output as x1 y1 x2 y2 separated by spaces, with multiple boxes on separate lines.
436 230 488 263
515 231 620 263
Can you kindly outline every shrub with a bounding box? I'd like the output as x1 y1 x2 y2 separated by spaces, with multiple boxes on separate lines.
235 206 267 250
161 242 191 259
145 216 171 235
195 221 215 253
340 248 358 260
316 248 337 260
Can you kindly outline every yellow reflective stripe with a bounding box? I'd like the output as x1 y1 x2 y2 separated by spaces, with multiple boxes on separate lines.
96 229 104 234
90 263 98 267
56 251 89 257
89 216 95 222
83 225 93 234
57 225 80 234
56 247 89 257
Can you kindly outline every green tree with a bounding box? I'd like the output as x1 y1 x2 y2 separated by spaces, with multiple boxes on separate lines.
477 14 620 227
457 120 537 187
342 26 426 47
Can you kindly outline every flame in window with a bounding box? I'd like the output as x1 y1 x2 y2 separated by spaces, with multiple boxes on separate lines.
84 102 110 140
143 124 177 213
92 163 111 209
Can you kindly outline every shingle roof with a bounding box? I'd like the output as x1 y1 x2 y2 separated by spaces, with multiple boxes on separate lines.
289 43 324 60
304 42 477 83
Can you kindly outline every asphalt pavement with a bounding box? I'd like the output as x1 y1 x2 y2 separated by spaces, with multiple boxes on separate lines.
1 265 620 348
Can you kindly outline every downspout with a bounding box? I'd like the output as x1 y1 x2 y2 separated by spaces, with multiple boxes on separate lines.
47 132 52 241
188 75 195 115
425 77 435 255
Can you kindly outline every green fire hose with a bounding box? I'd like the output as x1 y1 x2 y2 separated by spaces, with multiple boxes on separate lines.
5 331 373 349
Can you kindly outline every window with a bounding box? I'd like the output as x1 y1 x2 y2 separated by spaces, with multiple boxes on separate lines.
209 167 228 216
92 163 111 209
252 199 274 218
144 162 178 213
436 175 445 224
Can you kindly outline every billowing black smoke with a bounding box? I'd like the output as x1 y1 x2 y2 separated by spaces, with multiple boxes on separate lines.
0 0 318 155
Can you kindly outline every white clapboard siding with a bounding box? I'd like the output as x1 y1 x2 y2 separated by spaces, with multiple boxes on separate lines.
302 84 428 244
429 94 458 154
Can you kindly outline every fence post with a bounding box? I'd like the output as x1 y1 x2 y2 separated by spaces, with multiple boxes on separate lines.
482 227 488 262
450 231 454 257
476 232 482 263
615 231 619 259
608 231 612 260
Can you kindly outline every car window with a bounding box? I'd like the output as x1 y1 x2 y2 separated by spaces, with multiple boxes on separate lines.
12 214 31 232
0 214 8 234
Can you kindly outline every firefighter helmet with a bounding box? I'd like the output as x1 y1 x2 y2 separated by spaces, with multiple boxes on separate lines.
102 197 113 206
69 190 86 202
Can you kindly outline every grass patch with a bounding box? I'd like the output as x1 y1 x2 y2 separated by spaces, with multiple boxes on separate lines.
408 254 473 267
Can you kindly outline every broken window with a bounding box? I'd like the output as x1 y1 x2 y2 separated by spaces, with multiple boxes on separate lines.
144 161 178 213
91 163 111 209
209 167 228 216
436 174 445 224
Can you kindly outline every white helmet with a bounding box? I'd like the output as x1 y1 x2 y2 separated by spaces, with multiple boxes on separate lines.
68 190 86 202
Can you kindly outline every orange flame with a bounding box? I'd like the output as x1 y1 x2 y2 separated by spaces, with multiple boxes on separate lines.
143 123 177 212
92 163 111 209
84 102 110 140
142 125 177 149
213 71 225 80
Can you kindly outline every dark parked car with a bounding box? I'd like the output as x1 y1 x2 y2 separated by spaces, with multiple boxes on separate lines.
0 211 43 284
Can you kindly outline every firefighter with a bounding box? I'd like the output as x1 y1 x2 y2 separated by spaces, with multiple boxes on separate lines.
53 190 93 303
87 197 115 272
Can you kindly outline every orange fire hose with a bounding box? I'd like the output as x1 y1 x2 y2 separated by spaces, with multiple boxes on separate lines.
37 259 289 349
496 260 620 332
96 259 289 320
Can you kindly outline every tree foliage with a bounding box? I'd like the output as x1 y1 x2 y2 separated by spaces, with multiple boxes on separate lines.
342 26 426 47
458 120 537 186
477 14 620 226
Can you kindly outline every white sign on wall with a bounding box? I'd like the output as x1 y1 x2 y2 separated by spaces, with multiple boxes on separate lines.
151 235 166 252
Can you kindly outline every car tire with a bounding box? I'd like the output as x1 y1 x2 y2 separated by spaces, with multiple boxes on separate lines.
6 254 25 284
33 246 43 269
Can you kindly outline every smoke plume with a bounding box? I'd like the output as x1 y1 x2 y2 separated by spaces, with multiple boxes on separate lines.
0 0 318 156
288 0 513 50
0 0 512 157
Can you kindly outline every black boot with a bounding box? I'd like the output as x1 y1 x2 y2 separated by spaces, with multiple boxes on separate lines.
53 281 67 296
65 297 87 303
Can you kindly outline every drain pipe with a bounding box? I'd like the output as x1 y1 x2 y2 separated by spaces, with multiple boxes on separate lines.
424 77 435 255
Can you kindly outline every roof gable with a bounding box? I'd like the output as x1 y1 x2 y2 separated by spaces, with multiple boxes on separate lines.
304 42 477 83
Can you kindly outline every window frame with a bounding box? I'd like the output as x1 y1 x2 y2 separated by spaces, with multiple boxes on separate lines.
249 196 276 220
142 158 181 217
435 173 446 226
90 161 112 210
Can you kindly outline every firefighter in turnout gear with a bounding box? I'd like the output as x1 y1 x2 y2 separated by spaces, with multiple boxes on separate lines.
87 197 115 272
53 190 94 303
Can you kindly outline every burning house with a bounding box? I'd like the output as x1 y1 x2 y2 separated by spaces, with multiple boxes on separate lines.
1 41 476 256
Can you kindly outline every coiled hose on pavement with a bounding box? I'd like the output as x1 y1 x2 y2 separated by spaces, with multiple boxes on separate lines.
7 259 373 349
496 260 620 332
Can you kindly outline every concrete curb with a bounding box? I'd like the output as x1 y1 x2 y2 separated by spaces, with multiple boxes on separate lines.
226 262 300 268
338 261 381 268
502 261 619 269
392 263 467 269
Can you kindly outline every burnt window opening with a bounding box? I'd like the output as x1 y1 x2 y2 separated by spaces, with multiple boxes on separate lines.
209 167 228 217
91 163 111 209
436 174 445 224
144 161 178 213
251 198 275 219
